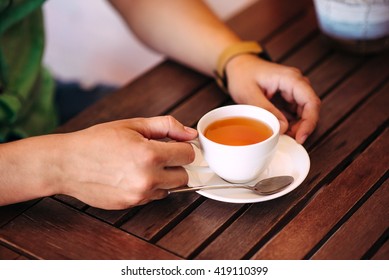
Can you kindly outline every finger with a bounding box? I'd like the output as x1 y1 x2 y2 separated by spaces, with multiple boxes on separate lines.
150 140 195 166
143 189 169 203
280 77 321 143
131 167 188 204
294 84 320 143
132 116 198 141
155 166 189 190
294 101 321 144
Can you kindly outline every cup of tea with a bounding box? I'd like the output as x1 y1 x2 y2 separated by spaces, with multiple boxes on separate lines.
190 104 280 183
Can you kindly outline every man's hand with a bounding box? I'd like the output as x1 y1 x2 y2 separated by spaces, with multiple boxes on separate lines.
0 116 197 209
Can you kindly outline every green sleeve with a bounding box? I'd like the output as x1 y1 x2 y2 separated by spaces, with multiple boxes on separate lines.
0 0 58 142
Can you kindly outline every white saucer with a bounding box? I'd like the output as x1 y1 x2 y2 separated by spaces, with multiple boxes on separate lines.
185 135 310 203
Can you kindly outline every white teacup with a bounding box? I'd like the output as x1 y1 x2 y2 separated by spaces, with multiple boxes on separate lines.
189 105 280 183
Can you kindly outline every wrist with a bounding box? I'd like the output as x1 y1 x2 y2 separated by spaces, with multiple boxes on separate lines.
214 41 270 93
0 136 62 205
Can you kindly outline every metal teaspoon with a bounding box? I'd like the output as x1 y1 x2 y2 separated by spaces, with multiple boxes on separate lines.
168 175 294 195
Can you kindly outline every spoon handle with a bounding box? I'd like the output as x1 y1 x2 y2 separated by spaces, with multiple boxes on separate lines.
169 184 249 193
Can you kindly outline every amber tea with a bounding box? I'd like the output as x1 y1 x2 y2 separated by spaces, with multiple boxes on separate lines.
204 116 273 146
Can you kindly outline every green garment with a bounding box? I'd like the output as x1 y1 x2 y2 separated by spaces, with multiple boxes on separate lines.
0 0 58 142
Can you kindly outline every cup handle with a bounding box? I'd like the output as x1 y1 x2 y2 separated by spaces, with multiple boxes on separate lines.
185 139 213 173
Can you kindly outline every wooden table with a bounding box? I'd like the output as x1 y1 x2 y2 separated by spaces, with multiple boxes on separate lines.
0 0 388 260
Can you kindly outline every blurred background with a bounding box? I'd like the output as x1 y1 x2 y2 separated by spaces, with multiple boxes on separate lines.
43 0 257 88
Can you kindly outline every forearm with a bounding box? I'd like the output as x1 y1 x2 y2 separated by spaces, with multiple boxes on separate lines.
109 0 241 75
0 136 61 205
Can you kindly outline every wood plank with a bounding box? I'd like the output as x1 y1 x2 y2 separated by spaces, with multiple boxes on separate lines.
305 56 389 149
56 61 210 133
169 84 228 127
227 0 312 41
121 192 200 241
0 200 37 228
283 34 331 73
195 196 292 260
157 200 244 258
372 239 389 260
308 53 364 97
312 179 389 260
265 8 318 62
0 198 179 259
54 195 87 210
0 244 21 260
195 81 388 259
85 207 136 225
251 129 388 259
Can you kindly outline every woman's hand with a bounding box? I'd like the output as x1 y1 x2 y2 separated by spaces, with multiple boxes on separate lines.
225 54 321 144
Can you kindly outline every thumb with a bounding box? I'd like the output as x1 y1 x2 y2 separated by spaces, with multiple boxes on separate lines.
133 116 198 141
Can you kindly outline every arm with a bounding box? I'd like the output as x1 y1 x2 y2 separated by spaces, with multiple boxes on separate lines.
110 0 240 75
0 116 197 209
0 136 61 206
109 0 321 143
109 0 240 76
